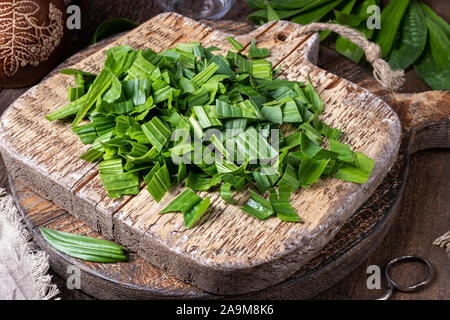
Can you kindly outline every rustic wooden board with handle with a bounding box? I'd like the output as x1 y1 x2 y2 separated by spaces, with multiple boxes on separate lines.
0 13 401 295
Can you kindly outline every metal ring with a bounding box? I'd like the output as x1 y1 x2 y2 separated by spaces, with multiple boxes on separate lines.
385 256 434 292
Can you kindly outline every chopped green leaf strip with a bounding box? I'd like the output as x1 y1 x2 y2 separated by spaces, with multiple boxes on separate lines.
269 185 302 222
161 189 202 214
282 99 302 123
298 157 329 187
183 197 211 229
278 162 300 191
73 69 112 127
248 39 270 58
177 162 187 184
72 123 97 144
99 158 123 175
80 148 104 162
241 190 274 220
253 166 279 193
220 183 238 204
186 173 221 191
303 77 323 115
333 151 374 184
46 96 86 121
101 172 139 198
68 86 84 102
333 165 370 184
329 139 356 165
252 59 272 79
192 63 219 86
141 117 171 152
146 163 171 202
299 122 322 145
126 52 156 80
226 36 244 51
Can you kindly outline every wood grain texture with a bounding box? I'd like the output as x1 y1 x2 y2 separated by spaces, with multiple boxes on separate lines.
315 47 450 300
316 150 450 300
0 13 401 294
10 120 446 300
10 184 207 299
9 149 406 299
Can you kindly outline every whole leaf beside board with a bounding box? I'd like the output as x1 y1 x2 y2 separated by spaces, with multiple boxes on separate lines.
40 227 127 263
335 0 377 64
388 1 427 70
47 39 375 230
319 0 357 41
374 0 410 58
245 0 450 90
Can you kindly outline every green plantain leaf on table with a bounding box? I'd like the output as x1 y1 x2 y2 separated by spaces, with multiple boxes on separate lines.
335 0 378 63
320 0 358 41
388 1 427 70
245 0 450 90
373 0 410 58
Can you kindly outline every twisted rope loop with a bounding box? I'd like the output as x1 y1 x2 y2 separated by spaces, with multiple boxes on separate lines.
287 22 405 91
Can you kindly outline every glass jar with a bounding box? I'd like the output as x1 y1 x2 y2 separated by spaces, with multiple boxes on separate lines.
158 0 235 20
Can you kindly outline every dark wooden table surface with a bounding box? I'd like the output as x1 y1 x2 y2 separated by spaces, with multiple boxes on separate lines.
0 0 448 300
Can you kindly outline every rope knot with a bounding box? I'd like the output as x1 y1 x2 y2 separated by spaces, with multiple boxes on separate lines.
366 43 382 63
285 22 405 91
372 59 405 91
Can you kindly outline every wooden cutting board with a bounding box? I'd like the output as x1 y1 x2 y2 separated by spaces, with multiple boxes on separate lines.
0 13 401 295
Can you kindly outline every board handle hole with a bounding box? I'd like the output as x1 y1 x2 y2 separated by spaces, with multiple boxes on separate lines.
277 33 287 41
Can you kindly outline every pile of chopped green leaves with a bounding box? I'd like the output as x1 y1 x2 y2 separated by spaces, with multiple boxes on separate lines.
46 38 374 229
245 0 450 90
